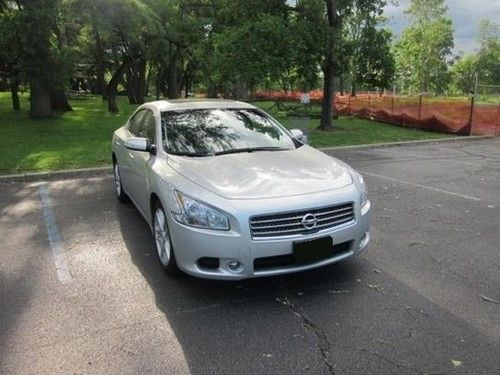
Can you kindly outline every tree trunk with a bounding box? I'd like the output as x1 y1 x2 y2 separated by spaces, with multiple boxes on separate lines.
184 74 191 98
125 68 136 104
233 78 248 100
319 0 339 130
351 77 357 97
107 60 127 113
155 63 163 100
125 57 147 104
50 87 73 112
319 63 335 130
93 28 107 100
167 45 181 99
145 63 152 97
207 84 218 98
10 79 20 111
30 81 52 119
138 58 147 103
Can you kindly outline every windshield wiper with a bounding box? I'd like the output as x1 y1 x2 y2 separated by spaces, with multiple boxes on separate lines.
167 150 215 157
213 147 286 156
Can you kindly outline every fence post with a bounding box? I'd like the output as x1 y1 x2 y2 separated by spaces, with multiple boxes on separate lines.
418 94 422 120
468 73 479 135
391 84 395 115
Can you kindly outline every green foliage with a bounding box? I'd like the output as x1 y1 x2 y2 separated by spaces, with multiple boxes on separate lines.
476 20 500 85
450 55 478 95
345 0 394 91
357 28 394 89
214 15 291 89
394 0 454 94
18 0 73 87
291 0 330 90
0 7 22 79
449 20 499 95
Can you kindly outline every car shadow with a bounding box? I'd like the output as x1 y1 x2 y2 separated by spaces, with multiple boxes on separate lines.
116 199 363 374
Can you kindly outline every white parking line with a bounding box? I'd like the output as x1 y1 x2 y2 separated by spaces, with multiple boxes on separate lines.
360 171 482 202
38 184 73 284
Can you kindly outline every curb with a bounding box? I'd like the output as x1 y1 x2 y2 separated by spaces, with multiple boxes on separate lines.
318 135 494 152
0 135 494 183
0 166 112 183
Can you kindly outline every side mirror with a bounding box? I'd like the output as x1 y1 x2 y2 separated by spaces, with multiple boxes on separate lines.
125 137 155 153
290 128 309 144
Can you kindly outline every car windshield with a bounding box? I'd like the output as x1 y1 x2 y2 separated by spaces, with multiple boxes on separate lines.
161 108 296 156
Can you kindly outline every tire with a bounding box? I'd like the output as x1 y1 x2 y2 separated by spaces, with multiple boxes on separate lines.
152 201 181 276
113 161 128 203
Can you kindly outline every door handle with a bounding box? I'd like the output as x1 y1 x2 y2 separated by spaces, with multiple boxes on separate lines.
128 152 135 159
114 141 121 147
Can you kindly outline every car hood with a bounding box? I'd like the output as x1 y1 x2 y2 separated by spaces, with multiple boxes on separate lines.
167 146 353 200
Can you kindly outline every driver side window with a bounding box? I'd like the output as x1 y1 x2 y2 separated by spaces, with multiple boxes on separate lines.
141 111 156 144
128 109 156 145
128 110 145 137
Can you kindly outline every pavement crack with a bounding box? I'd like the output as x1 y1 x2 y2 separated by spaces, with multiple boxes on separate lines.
349 346 416 372
277 289 335 374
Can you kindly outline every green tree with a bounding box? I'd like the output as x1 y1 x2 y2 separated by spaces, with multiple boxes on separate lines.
449 20 498 95
194 0 290 99
450 55 478 95
345 0 394 95
0 0 75 118
7 0 74 118
319 0 352 130
76 0 158 111
292 0 352 130
476 20 499 85
394 0 454 94
0 6 23 110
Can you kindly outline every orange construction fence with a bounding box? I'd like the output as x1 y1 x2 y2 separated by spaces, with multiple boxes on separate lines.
251 90 500 136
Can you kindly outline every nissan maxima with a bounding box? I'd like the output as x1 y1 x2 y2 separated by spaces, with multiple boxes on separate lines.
112 99 370 279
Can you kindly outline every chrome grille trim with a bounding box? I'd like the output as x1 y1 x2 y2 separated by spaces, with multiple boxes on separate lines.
250 202 355 238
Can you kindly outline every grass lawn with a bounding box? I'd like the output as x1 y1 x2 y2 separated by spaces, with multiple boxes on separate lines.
0 92 137 174
255 101 449 148
0 93 448 174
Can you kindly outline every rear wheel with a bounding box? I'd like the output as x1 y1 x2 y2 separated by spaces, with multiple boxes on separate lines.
113 162 128 203
153 201 180 276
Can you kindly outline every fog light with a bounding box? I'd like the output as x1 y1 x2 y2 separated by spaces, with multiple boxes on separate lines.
359 231 370 250
227 260 243 273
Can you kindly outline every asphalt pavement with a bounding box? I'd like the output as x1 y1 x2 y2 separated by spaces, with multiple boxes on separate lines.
0 139 499 374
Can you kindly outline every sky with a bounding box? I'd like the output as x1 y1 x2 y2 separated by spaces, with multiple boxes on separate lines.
383 0 500 55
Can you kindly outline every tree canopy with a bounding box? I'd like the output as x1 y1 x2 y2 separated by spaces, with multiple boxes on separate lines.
0 0 497 123
394 0 454 94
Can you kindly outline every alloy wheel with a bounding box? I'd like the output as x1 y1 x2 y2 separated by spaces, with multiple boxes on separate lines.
154 208 171 266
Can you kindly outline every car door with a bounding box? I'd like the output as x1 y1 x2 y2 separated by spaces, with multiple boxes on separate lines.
126 109 157 215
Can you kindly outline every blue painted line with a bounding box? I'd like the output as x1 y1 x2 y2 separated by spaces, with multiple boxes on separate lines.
38 184 73 284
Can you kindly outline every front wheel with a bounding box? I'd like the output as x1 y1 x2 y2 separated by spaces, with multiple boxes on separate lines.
113 162 128 203
153 202 180 276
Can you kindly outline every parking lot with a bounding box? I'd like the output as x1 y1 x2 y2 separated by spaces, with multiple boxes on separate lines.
1 139 499 374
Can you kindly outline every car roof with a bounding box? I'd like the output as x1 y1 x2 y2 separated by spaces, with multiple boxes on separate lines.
144 99 256 112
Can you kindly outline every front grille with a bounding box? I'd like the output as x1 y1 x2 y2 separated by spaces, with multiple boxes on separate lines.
254 240 352 270
250 202 354 239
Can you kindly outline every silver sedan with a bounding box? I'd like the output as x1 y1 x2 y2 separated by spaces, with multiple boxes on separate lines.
112 99 370 280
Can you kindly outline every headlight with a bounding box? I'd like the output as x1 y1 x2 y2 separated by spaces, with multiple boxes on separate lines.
173 191 230 231
354 171 369 209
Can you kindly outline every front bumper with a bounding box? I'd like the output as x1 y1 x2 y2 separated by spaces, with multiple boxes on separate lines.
168 191 371 280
